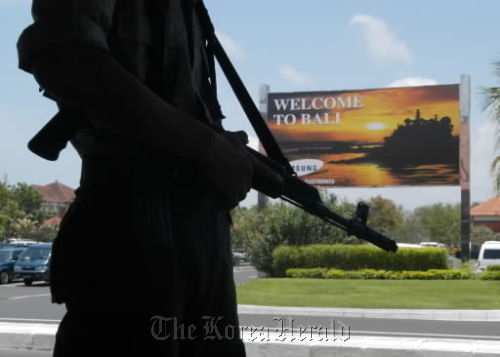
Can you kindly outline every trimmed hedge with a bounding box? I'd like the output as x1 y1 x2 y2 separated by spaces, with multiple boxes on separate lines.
273 244 448 277
286 268 328 278
285 268 471 280
480 271 500 280
486 265 500 272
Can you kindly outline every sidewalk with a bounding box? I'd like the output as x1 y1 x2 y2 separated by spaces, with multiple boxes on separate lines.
0 322 56 352
244 334 500 357
1 306 499 355
239 305 500 321
1 321 499 356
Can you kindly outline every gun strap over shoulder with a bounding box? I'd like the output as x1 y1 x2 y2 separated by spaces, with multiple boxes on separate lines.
196 2 296 176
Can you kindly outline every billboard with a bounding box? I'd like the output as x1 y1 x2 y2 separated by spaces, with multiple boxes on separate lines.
267 84 460 187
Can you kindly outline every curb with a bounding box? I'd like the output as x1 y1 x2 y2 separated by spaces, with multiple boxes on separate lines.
238 305 500 321
1 323 500 356
244 333 500 357
0 323 57 351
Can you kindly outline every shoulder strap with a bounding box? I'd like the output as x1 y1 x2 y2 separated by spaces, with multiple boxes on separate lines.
196 2 295 175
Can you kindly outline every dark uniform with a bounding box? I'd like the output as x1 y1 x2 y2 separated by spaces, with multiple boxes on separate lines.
17 0 249 355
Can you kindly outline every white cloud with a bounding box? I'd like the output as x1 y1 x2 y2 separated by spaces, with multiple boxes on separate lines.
215 31 245 59
278 64 313 86
387 77 438 88
350 14 413 65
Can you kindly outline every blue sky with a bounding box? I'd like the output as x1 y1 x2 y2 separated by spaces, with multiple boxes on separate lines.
1 0 499 210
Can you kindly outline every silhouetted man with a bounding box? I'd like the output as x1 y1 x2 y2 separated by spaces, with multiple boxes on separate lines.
17 0 281 355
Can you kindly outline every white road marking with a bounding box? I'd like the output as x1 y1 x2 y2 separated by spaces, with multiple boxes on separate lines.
351 329 500 340
258 328 500 341
6 293 50 301
0 317 60 323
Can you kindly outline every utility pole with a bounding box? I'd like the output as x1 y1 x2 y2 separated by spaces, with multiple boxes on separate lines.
460 74 471 262
257 84 270 210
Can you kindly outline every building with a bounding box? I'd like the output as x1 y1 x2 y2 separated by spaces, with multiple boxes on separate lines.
471 196 500 233
41 216 63 227
31 181 75 218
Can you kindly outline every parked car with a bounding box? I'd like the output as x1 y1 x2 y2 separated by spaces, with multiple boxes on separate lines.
0 248 26 284
420 242 446 248
475 241 500 272
232 251 249 266
14 243 52 286
0 242 37 249
396 243 422 248
5 238 38 246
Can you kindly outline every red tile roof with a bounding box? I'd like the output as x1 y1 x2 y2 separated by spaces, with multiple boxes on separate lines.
32 181 75 203
42 216 62 226
471 196 500 216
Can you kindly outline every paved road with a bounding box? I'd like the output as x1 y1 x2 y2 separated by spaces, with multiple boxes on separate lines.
238 314 500 341
1 267 499 343
0 282 64 322
233 266 258 285
0 267 258 356
0 267 256 323
0 350 51 357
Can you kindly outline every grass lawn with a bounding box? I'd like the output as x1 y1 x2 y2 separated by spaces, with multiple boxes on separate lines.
236 279 500 309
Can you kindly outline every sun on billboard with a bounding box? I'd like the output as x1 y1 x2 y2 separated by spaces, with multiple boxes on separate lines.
267 84 460 187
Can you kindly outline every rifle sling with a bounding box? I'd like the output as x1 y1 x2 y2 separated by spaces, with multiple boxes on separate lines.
196 3 296 176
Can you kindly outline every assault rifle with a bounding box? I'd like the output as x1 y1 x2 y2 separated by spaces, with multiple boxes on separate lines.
27 3 398 252
196 3 398 252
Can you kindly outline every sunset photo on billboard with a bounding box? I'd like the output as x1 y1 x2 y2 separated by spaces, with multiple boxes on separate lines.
267 84 460 187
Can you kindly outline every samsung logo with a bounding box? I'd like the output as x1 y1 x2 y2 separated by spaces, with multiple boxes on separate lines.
290 159 324 177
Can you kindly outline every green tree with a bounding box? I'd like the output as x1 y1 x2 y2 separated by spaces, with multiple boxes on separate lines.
8 216 38 239
231 206 267 251
0 183 21 239
37 224 59 242
0 183 10 209
366 196 404 234
0 181 54 241
390 210 429 243
231 195 356 274
413 203 460 246
11 183 43 215
471 225 500 245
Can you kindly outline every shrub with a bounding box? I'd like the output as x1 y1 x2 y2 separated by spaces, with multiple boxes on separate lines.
427 269 471 280
248 235 276 275
287 268 470 280
232 198 355 276
358 269 383 279
486 265 500 272
479 271 500 280
343 271 363 279
273 244 448 276
324 269 344 279
286 268 327 278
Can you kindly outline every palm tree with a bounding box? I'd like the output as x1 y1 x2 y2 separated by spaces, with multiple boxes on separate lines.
481 59 500 194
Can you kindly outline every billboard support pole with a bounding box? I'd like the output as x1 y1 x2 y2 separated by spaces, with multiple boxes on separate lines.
459 74 471 262
257 84 270 210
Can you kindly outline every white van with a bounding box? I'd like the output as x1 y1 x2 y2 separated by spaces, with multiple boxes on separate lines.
476 241 500 272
